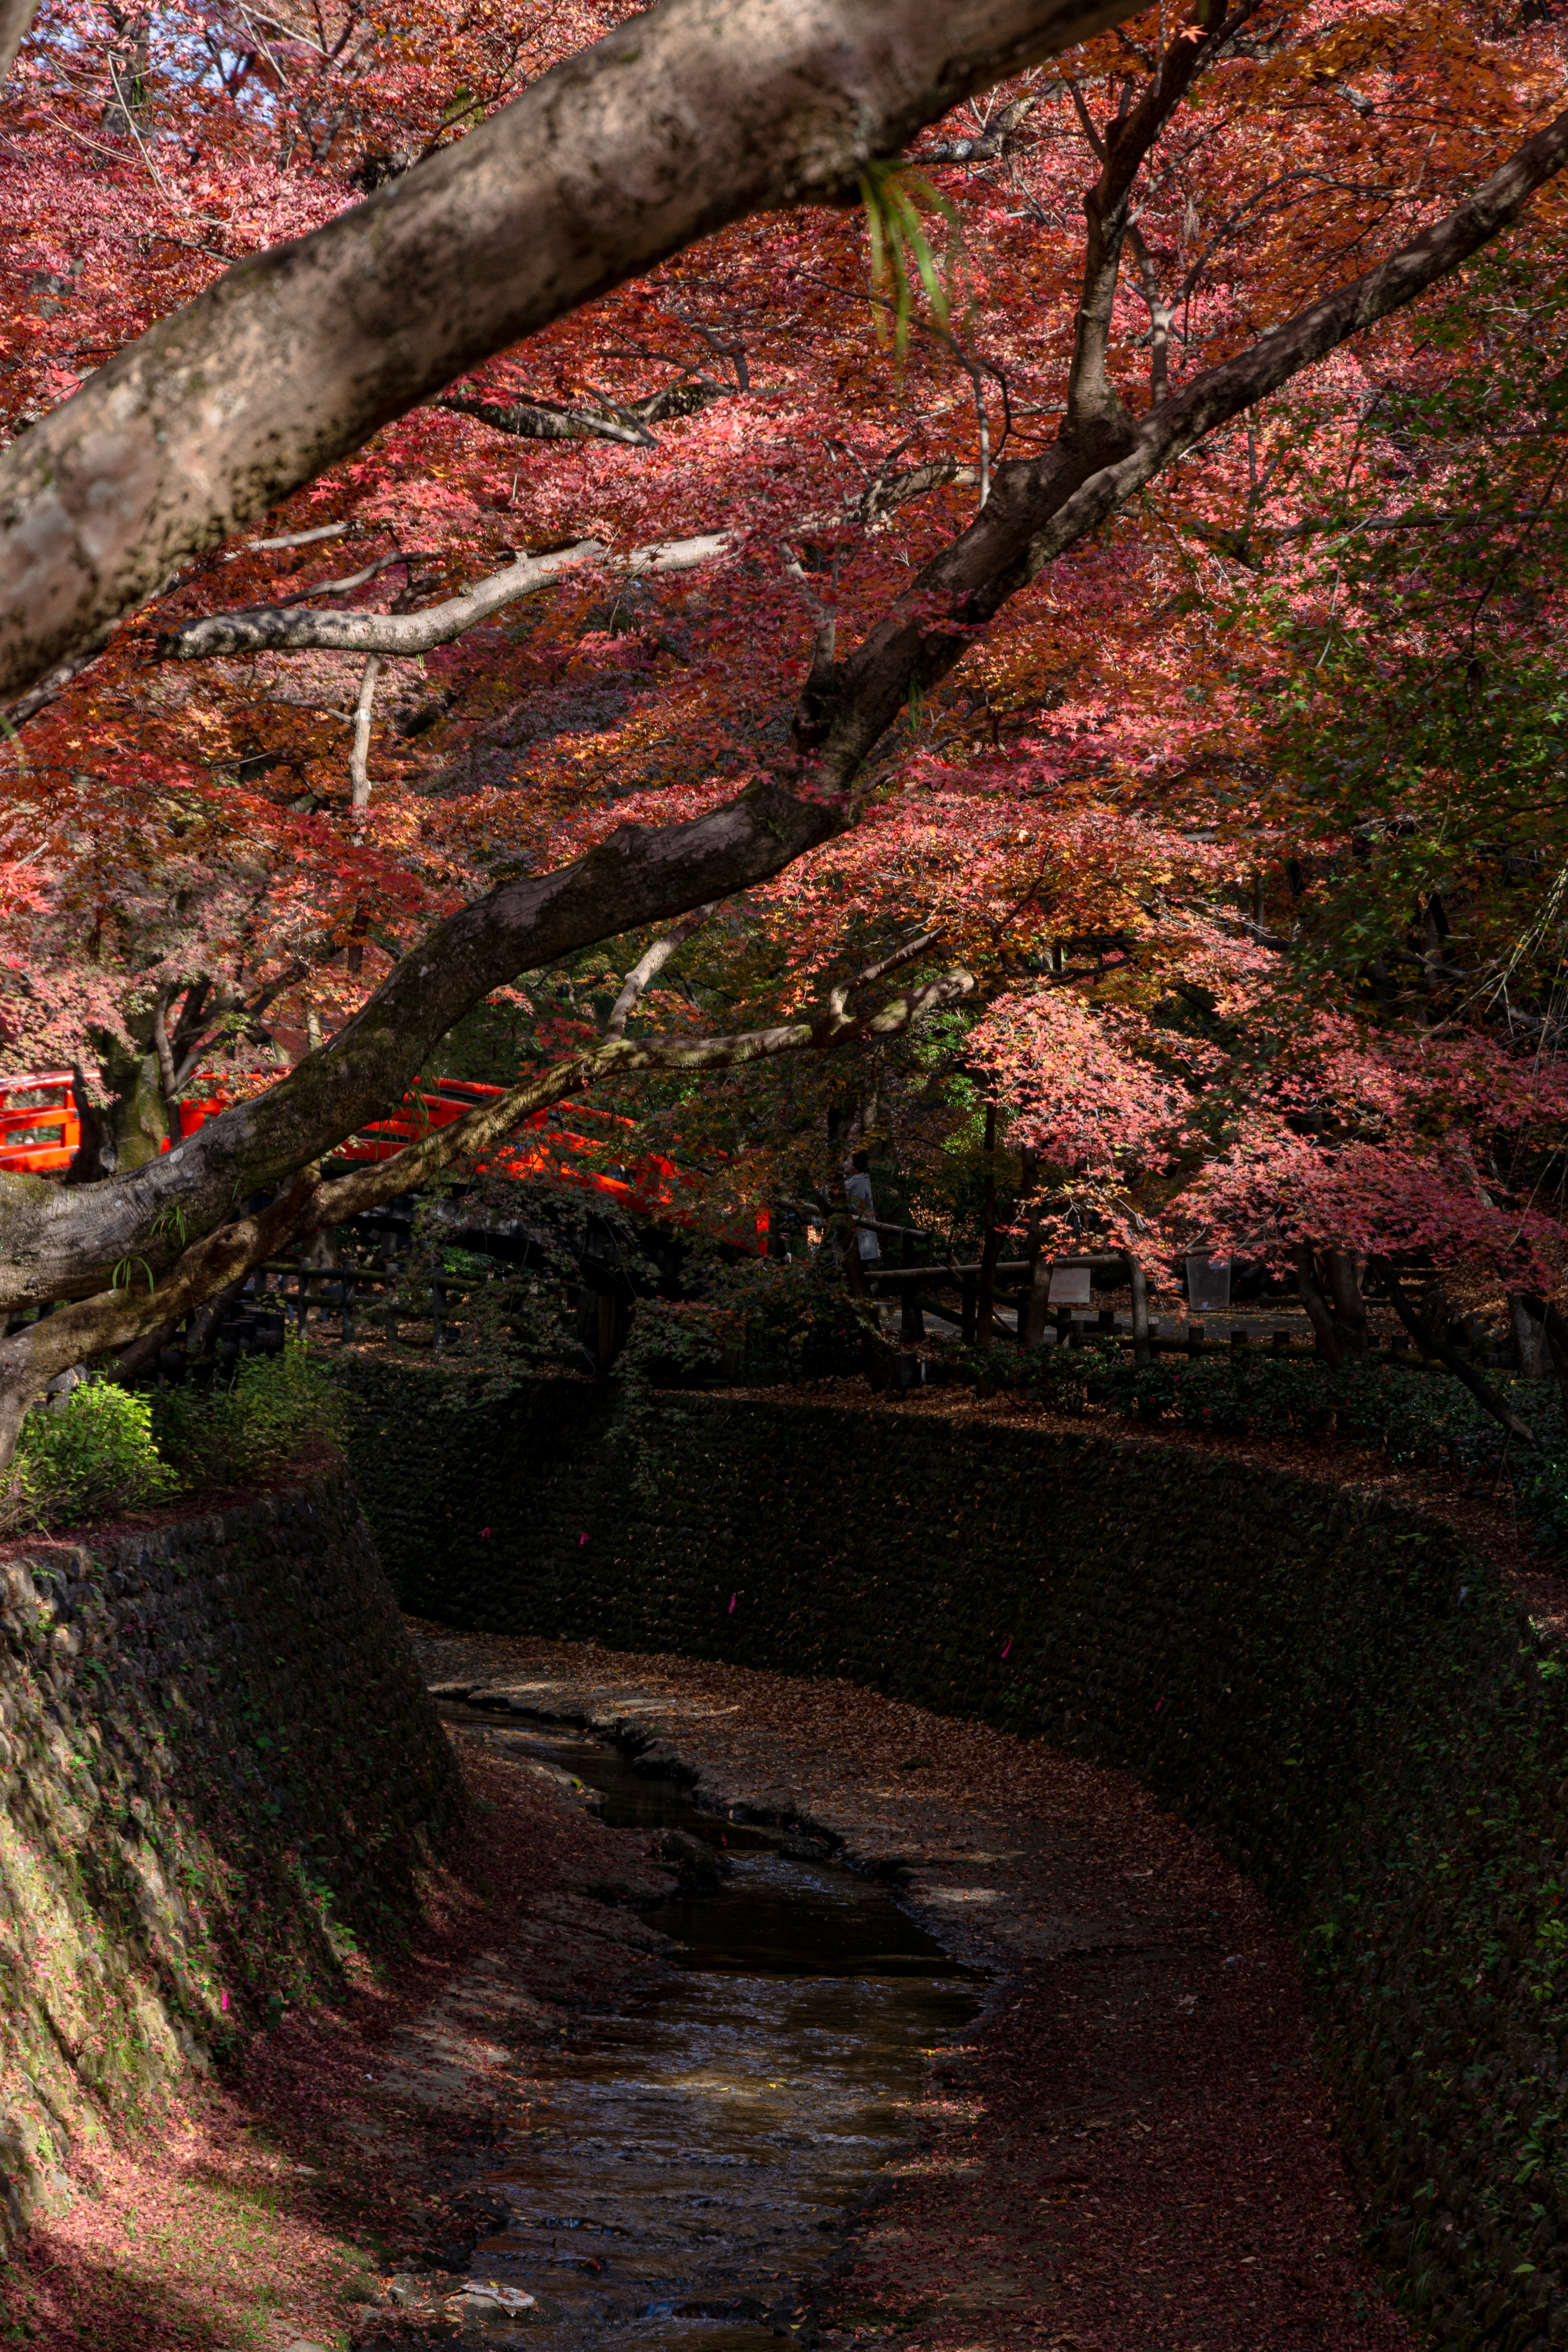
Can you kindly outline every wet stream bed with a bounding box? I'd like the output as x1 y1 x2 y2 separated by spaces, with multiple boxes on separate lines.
437 1707 984 2351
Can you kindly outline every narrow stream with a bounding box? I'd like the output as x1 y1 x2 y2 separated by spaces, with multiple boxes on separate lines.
443 1710 983 2350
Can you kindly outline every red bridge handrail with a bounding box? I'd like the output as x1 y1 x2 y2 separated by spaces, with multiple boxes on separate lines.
0 1071 766 1250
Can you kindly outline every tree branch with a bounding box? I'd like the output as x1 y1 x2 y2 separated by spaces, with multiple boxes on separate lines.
0 960 973 1456
436 391 659 447
1292 1243 1343 1370
151 985 179 1105
0 0 39 85
604 903 718 1039
0 1172 319 1469
2 565 184 732
437 379 728 447
0 764 856 1307
1064 5 1261 442
308 965 976 1228
158 534 732 659
348 653 381 809
4 72 1563 1340
1373 1256 1539 1450
225 521 349 557
802 98 1568 785
1022 107 1568 578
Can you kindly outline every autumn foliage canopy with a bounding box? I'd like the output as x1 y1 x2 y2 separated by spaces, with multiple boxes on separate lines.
2 0 1568 1423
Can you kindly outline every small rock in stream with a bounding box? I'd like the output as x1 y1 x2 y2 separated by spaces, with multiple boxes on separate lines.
653 1826 722 1892
460 2281 563 2332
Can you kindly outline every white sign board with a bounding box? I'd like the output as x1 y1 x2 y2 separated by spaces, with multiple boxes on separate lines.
1047 1264 1093 1307
1186 1254 1232 1312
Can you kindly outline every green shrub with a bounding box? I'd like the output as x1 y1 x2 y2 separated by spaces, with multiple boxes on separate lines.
151 1334 340 1492
4 1382 172 1529
0 1340 338 1535
743 1271 875 1378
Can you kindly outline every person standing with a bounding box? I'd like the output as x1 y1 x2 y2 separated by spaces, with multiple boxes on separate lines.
844 1151 881 1265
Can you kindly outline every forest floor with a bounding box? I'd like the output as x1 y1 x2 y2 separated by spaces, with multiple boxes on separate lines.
408 1626 1423 2352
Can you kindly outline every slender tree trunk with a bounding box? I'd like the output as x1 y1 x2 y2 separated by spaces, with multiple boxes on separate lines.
1324 1251 1370 1355
184 1272 249 1359
1130 1254 1151 1367
1511 1292 1548 1377
976 1105 1000 1345
1292 1245 1344 1371
349 653 381 810
62 1065 113 1184
109 1318 178 1385
1374 1258 1538 1449
89 1023 171 1170
1019 1149 1048 1350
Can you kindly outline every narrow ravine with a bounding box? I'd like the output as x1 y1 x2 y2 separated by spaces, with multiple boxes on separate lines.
405 1632 1424 2352
438 1708 982 2350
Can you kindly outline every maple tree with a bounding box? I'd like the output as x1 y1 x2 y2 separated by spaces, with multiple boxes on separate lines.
0 0 1566 1461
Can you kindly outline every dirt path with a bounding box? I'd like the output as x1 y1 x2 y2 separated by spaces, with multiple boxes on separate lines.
412 1624 1419 2352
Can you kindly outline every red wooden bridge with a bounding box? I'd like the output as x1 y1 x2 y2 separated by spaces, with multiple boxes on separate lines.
0 1071 766 1249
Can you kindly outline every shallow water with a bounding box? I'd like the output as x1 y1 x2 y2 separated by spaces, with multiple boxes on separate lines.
447 1713 982 2351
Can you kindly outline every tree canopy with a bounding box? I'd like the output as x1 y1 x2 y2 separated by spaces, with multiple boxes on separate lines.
2 0 1567 1454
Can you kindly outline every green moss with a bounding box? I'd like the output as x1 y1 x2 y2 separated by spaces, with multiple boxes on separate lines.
0 1472 461 2250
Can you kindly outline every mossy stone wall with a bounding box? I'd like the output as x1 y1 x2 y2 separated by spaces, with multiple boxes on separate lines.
340 1363 1568 2350
0 1468 461 2247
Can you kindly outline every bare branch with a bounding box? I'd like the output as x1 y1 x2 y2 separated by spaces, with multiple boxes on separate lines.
920 87 1040 161
857 455 980 528
1125 219 1172 406
1374 1256 1539 1449
272 549 428 608
605 903 718 1040
3 564 183 731
349 653 381 810
4 953 971 1423
225 521 349 557
1065 6 1264 440
2 625 116 731
1026 110 1568 575
0 1172 318 1464
436 392 657 448
151 986 179 1104
159 533 732 660
805 99 1568 789
438 377 731 447
780 542 837 706
309 967 977 1229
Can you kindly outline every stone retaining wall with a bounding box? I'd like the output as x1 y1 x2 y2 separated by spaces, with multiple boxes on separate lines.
0 1467 461 2246
341 1363 1568 2352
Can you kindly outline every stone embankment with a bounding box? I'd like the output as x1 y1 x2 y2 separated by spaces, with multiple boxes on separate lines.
0 1470 460 2249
